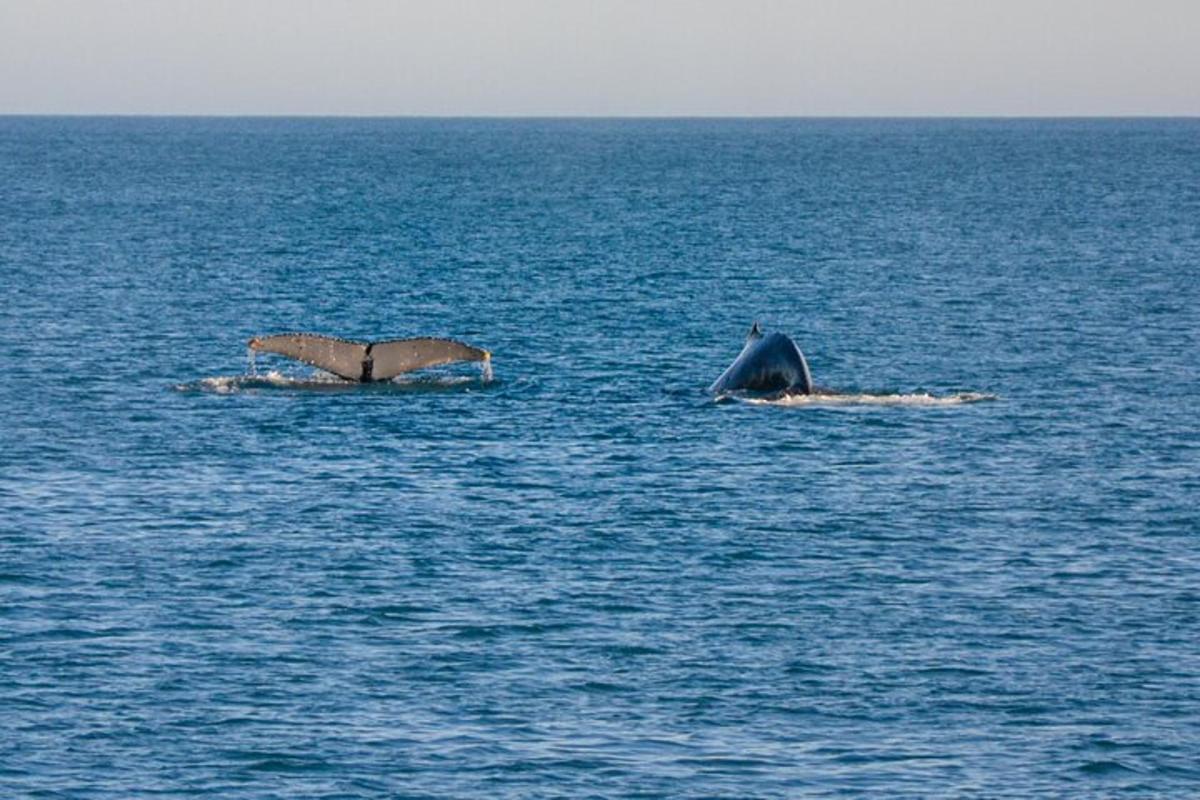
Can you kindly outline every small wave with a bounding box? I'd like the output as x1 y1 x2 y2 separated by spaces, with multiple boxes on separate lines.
739 391 997 407
1078 759 1140 777
223 750 333 774
174 370 492 394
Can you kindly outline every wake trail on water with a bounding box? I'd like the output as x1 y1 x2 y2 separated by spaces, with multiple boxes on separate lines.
737 391 997 407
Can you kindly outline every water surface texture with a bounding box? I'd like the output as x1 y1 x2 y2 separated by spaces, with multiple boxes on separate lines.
2 118 1198 798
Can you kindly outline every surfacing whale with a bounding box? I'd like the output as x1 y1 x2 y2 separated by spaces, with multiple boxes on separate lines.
709 322 813 396
248 333 491 383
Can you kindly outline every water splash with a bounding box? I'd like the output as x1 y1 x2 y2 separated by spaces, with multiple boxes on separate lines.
246 347 258 377
481 354 494 383
175 371 342 394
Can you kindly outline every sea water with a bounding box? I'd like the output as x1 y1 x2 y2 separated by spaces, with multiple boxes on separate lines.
1 118 1198 797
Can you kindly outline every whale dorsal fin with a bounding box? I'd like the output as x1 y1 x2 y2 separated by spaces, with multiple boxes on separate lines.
248 333 369 381
747 321 764 342
368 337 490 381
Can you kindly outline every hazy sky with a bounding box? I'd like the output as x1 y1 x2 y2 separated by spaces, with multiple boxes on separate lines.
1 0 1197 115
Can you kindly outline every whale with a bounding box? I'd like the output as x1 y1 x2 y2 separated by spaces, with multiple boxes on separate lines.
248 333 490 382
709 323 813 396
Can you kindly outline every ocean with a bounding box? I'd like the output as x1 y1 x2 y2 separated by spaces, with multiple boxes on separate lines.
1 117 1197 797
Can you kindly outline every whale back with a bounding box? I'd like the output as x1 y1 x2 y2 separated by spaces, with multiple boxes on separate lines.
709 330 813 395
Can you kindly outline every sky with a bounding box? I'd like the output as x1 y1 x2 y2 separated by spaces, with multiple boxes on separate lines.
0 0 1197 116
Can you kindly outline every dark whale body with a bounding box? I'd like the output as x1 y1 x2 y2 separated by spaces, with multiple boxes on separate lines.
709 323 813 396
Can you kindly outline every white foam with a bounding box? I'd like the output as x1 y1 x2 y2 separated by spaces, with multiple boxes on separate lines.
740 391 997 407
175 370 331 393
175 369 490 394
387 373 479 388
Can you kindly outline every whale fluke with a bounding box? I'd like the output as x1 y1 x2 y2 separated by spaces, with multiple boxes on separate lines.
249 334 368 381
248 333 490 382
368 338 491 380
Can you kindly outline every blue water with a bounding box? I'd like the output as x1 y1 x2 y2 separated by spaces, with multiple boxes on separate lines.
1 118 1198 798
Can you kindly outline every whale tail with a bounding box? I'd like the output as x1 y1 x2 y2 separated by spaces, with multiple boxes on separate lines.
369 337 491 380
248 333 490 382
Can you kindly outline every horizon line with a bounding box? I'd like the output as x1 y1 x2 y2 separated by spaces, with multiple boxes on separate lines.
2 112 1198 120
